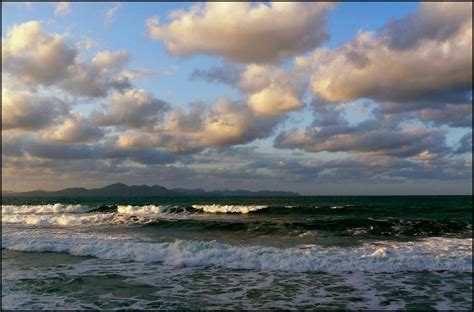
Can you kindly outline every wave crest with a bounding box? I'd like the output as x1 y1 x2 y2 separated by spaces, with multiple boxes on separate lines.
2 204 92 214
117 205 178 215
2 235 471 273
2 213 115 226
191 205 268 214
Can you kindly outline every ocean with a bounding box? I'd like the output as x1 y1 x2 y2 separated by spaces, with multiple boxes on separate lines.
1 195 472 310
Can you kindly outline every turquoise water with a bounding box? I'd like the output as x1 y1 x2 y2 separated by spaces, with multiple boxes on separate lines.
2 196 472 309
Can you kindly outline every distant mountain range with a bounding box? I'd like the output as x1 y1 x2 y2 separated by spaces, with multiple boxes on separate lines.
2 183 299 197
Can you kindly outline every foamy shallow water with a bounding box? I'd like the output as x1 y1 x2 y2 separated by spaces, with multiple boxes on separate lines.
2 249 472 310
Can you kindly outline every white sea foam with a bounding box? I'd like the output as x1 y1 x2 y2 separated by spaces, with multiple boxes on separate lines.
117 205 175 215
330 204 357 209
2 234 471 273
1 204 92 214
192 205 268 214
2 213 115 226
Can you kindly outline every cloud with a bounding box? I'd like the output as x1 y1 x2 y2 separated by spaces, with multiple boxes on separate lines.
455 133 472 154
246 154 471 184
248 86 302 116
2 133 102 160
240 64 308 116
41 114 104 143
105 3 121 28
303 2 472 109
75 38 96 50
190 65 240 85
146 2 334 63
92 50 129 70
238 64 271 93
191 63 308 116
275 125 448 158
378 2 472 50
2 20 77 85
60 50 132 97
274 105 449 158
103 145 178 165
418 104 472 128
115 132 162 150
2 132 177 165
2 20 134 97
185 98 278 149
115 97 280 153
164 102 206 133
91 89 169 130
51 2 71 16
2 89 69 131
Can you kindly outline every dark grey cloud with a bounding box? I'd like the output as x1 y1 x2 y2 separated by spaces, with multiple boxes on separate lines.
114 98 283 154
418 104 472 128
103 145 178 165
190 65 240 85
7 135 103 160
2 91 70 131
2 133 178 165
60 65 132 98
274 105 449 158
91 89 170 130
379 3 472 50
245 155 471 183
42 115 105 143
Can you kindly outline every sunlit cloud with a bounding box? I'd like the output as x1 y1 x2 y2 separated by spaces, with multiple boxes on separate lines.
146 2 334 63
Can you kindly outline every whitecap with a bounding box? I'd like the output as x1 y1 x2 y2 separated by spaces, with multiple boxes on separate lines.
117 205 176 215
191 205 268 214
2 204 93 215
2 213 114 226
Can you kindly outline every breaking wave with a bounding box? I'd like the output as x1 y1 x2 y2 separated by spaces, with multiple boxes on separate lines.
117 205 180 215
2 213 115 226
2 204 93 214
191 205 268 213
2 234 471 273
1 204 470 237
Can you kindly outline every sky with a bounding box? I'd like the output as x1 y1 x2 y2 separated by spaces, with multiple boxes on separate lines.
1 2 472 195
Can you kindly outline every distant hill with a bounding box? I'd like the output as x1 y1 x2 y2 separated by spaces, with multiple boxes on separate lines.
7 183 180 197
5 183 300 197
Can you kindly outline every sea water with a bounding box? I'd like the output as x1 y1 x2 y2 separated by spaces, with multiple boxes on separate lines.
1 196 472 309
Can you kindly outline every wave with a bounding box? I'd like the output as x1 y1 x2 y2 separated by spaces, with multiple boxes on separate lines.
2 204 93 214
117 205 180 215
2 205 470 237
330 204 357 209
2 204 271 215
2 234 471 273
2 213 115 226
191 205 268 214
0 203 430 216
